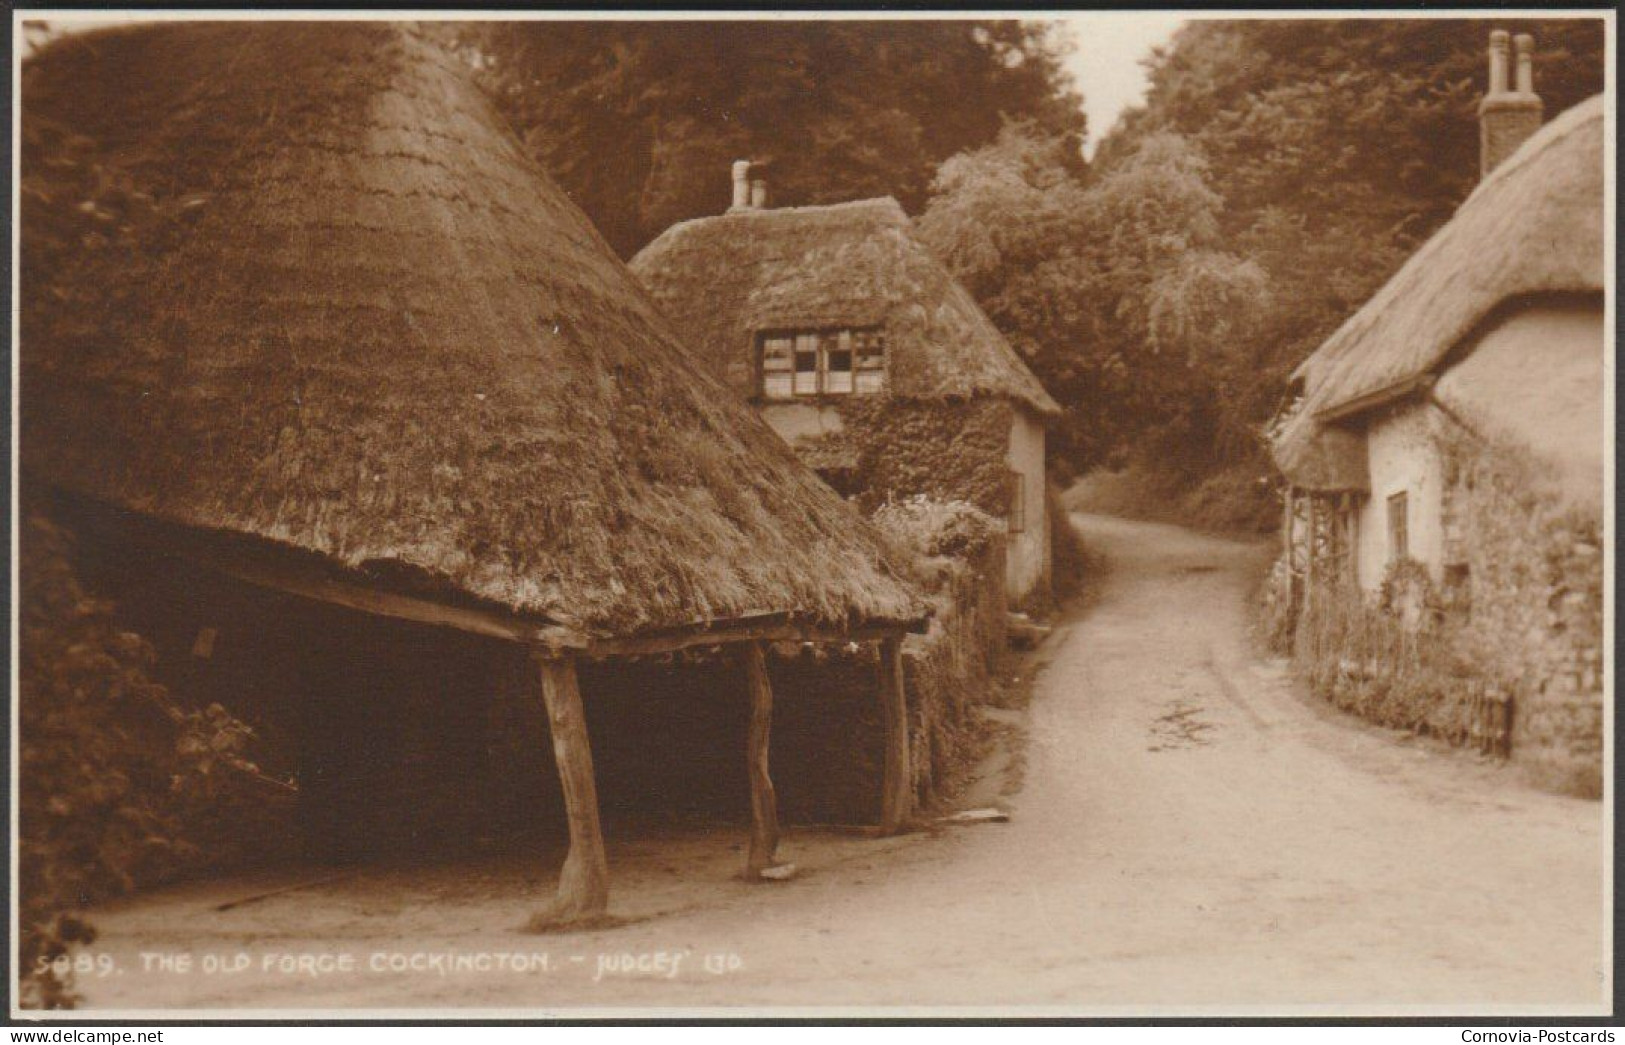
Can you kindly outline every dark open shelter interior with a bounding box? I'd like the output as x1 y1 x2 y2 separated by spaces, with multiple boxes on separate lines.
50 492 892 871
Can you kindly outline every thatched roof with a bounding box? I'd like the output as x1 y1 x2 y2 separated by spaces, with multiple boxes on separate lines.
21 21 923 638
629 197 1060 417
1272 95 1604 491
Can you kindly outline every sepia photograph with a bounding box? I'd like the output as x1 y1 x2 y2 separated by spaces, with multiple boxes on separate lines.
9 8 1614 1023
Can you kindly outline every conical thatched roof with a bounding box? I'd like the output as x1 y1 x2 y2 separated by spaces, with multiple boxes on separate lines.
1272 95 1604 491
629 197 1061 417
21 21 923 638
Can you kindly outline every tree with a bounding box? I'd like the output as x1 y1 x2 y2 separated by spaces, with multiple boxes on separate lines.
924 17 1603 525
920 123 1269 472
444 20 1085 256
918 120 1088 296
1111 16 1607 408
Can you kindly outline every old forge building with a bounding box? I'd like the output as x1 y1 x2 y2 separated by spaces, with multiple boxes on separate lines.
1270 33 1604 792
21 21 929 926
631 173 1061 606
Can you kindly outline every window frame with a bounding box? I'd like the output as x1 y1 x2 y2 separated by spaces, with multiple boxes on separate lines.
852 328 886 394
756 326 885 399
791 332 821 396
760 334 795 399
1007 468 1027 534
1386 491 1409 563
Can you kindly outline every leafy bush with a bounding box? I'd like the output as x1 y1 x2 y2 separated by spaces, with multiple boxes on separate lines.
870 495 1003 574
19 511 266 1008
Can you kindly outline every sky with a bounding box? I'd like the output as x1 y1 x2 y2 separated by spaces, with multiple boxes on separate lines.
1056 14 1188 156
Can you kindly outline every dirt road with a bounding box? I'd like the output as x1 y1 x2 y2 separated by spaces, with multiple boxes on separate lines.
76 515 1607 1015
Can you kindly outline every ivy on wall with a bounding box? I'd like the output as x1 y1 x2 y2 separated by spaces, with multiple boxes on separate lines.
799 397 1016 516
1434 421 1603 795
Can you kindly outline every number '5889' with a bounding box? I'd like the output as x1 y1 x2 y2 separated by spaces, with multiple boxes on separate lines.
35 953 118 977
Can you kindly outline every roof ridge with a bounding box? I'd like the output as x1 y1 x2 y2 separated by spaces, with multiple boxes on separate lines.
649 195 907 240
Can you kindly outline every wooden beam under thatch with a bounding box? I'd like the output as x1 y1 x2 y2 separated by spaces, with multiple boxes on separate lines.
584 615 925 658
195 542 587 650
1314 374 1435 425
184 535 924 655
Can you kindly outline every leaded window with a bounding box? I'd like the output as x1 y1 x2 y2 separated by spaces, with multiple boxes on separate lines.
758 328 885 398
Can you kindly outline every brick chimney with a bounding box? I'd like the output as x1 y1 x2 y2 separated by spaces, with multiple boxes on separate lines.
1479 30 1544 178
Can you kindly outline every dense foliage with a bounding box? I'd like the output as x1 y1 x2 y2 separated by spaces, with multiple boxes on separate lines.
871 495 1004 567
919 122 1271 479
804 399 1018 517
19 513 268 1008
444 20 1084 257
451 18 1602 524
921 18 1604 524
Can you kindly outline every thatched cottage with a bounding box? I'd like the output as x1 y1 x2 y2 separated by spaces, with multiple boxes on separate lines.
21 21 926 928
630 179 1062 606
1270 33 1604 790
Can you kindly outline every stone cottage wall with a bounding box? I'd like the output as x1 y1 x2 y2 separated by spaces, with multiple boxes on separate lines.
1440 426 1604 796
1357 405 1447 591
1004 407 1050 607
1275 423 1604 798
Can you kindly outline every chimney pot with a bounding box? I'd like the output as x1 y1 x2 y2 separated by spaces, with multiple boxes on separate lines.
1514 33 1536 94
749 178 769 210
1487 29 1510 94
1479 30 1543 179
730 160 752 211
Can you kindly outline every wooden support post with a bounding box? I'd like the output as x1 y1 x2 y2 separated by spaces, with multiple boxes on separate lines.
738 641 782 879
526 654 610 931
877 635 912 835
1346 493 1360 587
1304 495 1318 609
1337 492 1352 585
1282 486 1297 612
1328 494 1340 581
